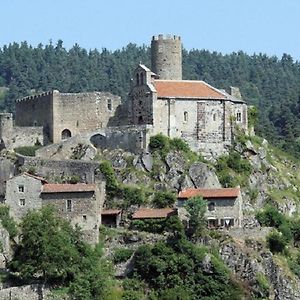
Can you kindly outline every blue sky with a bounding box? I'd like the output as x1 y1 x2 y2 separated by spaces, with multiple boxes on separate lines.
1 0 300 60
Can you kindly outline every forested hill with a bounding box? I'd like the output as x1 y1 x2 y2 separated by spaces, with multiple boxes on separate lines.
1 41 300 155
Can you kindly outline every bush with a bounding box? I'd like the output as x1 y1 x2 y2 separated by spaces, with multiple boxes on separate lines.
267 231 288 253
14 145 41 157
149 134 170 153
0 205 18 238
122 186 145 207
153 191 176 208
169 138 190 152
113 248 134 264
256 205 286 228
99 161 119 197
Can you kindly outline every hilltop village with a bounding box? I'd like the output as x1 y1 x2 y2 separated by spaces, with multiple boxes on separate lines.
0 34 249 244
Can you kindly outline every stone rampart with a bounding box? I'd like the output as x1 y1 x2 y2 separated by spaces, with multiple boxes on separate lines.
17 155 100 183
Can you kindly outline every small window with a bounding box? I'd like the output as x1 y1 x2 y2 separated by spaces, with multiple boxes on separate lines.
83 215 87 222
66 200 72 212
140 73 144 85
213 113 216 121
208 202 215 211
19 199 25 206
136 73 140 86
18 185 24 193
236 112 242 122
107 99 112 111
183 111 188 122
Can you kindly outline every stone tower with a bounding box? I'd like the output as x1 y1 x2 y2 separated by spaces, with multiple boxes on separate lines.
151 34 182 80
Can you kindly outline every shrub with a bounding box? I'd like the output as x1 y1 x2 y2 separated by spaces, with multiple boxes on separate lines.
68 175 80 184
267 231 288 253
256 205 286 228
113 248 134 264
169 138 190 152
149 134 169 152
0 205 18 238
122 186 145 207
153 191 176 208
14 145 41 157
99 161 119 197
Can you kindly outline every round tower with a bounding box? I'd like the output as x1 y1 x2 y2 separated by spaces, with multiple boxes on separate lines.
151 34 182 80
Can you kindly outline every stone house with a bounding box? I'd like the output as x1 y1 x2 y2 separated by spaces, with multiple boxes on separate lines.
5 173 103 244
177 187 243 228
128 35 248 156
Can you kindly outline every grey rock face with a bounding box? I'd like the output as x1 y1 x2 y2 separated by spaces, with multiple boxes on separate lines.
165 151 185 173
189 162 221 188
141 152 153 172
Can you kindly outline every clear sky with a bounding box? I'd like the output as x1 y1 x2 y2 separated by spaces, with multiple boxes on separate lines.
1 0 299 60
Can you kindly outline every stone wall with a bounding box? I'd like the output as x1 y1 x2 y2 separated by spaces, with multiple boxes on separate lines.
5 174 43 221
41 189 101 244
15 91 54 140
0 157 16 200
52 91 121 143
17 155 100 183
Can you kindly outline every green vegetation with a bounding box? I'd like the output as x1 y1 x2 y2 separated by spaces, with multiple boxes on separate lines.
215 150 252 187
256 272 270 298
9 206 115 299
113 248 134 264
184 196 207 238
0 205 18 238
130 216 184 234
267 230 288 253
152 191 176 208
132 237 244 299
14 145 42 156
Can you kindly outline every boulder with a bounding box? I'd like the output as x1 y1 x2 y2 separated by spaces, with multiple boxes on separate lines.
189 162 221 188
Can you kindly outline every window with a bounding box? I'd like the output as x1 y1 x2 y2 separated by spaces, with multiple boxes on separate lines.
18 185 24 193
136 73 140 86
83 215 87 222
208 202 215 211
19 199 25 206
107 99 112 111
183 111 188 122
213 113 216 121
66 200 72 212
140 73 144 85
236 112 242 122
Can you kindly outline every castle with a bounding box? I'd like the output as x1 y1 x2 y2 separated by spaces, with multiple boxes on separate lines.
0 34 248 157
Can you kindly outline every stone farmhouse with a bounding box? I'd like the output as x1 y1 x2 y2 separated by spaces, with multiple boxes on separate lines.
177 187 243 228
5 173 103 244
0 34 248 157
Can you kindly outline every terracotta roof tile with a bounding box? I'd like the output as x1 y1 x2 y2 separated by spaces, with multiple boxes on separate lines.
132 208 177 219
42 183 96 193
101 209 122 216
178 188 240 199
154 80 227 99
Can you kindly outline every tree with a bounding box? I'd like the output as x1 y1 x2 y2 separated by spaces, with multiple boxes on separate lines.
9 206 82 282
184 196 207 238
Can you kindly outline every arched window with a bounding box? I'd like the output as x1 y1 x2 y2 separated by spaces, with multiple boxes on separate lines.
107 99 112 111
61 129 72 140
213 113 216 121
136 73 140 86
236 111 242 122
140 73 144 85
183 111 188 122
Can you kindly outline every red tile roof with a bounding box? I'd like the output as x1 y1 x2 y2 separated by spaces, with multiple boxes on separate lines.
101 209 122 216
42 183 96 193
178 188 240 199
23 172 48 184
132 208 177 219
154 80 227 99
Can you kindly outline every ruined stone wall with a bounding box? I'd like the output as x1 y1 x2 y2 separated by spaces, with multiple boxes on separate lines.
0 157 16 201
5 175 43 221
41 191 101 244
52 91 121 143
15 91 54 141
17 155 99 183
90 125 152 154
